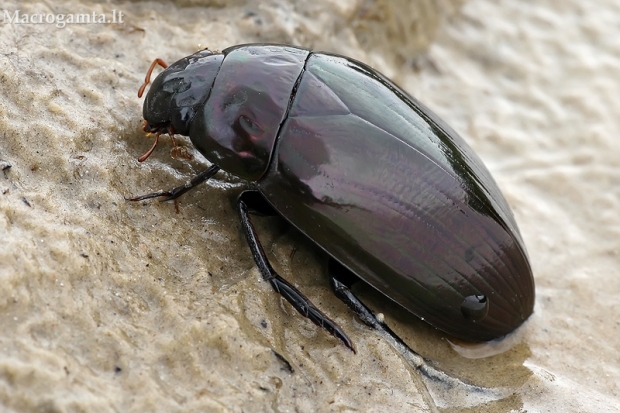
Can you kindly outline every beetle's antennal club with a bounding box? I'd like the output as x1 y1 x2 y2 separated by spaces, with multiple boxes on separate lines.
138 58 168 98
165 125 193 160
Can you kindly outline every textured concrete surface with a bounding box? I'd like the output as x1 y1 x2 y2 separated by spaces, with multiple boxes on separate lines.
1 0 619 412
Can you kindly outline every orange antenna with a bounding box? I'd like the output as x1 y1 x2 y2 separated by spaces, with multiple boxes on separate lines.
138 58 168 98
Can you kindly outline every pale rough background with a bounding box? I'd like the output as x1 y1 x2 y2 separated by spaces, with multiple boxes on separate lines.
0 0 619 412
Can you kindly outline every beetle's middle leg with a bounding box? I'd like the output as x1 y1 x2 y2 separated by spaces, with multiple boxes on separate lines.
237 190 355 352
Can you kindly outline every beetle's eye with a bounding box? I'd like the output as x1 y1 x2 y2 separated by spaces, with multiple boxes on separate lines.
461 294 489 321
238 115 263 136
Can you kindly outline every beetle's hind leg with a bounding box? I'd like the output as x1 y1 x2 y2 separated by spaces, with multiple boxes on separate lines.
237 190 355 352
328 259 421 354
328 259 510 408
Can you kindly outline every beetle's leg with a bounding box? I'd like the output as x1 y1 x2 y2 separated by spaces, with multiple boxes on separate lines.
126 164 220 202
138 58 168 98
237 190 355 352
328 259 507 407
328 259 421 354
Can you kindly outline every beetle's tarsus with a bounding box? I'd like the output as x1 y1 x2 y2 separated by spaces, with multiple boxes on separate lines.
238 190 356 352
126 165 220 202
125 189 168 202
269 275 356 352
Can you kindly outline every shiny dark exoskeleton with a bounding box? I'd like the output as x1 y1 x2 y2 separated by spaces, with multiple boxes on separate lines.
131 44 535 350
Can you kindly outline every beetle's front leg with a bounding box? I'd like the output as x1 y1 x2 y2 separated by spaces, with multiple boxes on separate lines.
126 164 220 202
237 190 355 352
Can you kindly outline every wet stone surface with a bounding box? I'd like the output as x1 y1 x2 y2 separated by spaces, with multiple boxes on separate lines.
0 0 619 412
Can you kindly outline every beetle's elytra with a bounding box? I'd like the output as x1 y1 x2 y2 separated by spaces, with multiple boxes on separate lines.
131 44 535 349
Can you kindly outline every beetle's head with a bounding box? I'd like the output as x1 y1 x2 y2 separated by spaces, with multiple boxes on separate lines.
138 49 224 160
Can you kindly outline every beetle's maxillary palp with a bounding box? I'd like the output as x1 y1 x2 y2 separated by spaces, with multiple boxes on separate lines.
138 131 160 162
138 124 193 162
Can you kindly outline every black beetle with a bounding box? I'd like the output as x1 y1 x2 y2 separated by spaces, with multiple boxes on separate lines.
130 44 535 351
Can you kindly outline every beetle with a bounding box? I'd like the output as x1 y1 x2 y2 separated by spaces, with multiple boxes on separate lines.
129 43 535 351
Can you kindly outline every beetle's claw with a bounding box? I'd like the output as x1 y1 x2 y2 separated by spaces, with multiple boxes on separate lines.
125 189 171 202
337 332 357 353
126 182 191 203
